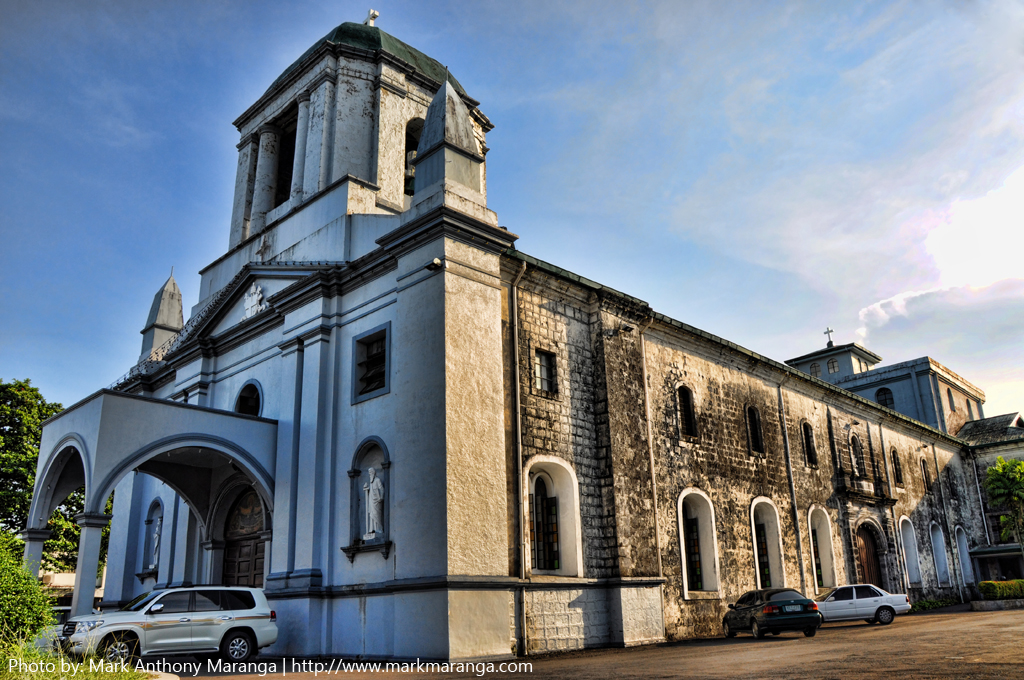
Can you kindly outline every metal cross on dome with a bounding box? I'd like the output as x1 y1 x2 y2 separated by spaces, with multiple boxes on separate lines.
824 327 834 344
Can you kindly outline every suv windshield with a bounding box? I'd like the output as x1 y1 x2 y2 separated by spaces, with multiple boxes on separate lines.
120 591 159 612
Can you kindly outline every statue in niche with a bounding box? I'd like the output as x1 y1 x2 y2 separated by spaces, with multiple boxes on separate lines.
362 467 385 540
149 518 162 569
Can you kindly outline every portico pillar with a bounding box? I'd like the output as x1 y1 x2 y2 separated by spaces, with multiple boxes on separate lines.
202 540 226 585
20 528 51 577
290 93 310 204
71 513 111 618
249 124 282 234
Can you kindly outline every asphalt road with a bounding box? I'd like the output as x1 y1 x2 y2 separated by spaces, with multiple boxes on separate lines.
160 606 1024 679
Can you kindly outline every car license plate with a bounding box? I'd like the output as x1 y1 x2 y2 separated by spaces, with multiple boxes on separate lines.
784 605 802 612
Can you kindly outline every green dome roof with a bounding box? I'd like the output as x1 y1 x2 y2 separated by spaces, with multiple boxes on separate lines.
267 22 466 97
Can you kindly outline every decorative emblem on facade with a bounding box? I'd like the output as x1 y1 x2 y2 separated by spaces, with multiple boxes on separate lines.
243 283 269 320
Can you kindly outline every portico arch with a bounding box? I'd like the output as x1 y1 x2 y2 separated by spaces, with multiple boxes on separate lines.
25 435 91 531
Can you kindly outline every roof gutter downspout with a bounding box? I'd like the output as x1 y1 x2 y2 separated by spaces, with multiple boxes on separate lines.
776 376 807 595
639 317 664 581
510 260 528 655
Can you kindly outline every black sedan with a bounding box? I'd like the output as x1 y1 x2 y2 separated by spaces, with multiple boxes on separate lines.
723 588 820 639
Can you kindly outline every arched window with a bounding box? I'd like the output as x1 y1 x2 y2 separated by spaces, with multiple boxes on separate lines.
875 388 894 409
750 498 784 588
850 435 866 477
746 406 764 455
955 526 975 585
900 517 922 584
808 506 836 589
891 448 903 486
678 489 721 596
801 422 817 467
947 388 956 412
235 382 261 416
967 401 974 420
809 363 821 378
677 386 697 438
827 358 839 374
921 458 932 492
525 456 583 577
404 117 424 196
930 523 951 586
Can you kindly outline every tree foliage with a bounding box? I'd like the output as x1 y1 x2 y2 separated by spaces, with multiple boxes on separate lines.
0 532 53 642
0 379 62 533
984 456 1024 564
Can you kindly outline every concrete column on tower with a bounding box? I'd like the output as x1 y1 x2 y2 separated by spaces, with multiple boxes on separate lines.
20 529 51 577
290 93 311 204
229 135 259 247
71 513 111 618
249 124 282 234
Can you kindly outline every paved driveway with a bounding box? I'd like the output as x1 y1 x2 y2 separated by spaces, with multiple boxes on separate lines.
169 607 1024 679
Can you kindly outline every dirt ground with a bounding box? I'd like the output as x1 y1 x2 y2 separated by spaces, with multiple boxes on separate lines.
164 606 1024 679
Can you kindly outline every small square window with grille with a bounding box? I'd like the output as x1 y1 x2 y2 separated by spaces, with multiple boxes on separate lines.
352 323 391 403
533 349 556 394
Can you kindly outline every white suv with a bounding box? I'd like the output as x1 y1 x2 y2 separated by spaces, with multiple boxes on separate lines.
60 586 277 664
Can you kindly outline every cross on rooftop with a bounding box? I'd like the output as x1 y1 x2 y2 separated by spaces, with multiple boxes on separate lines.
824 327 834 347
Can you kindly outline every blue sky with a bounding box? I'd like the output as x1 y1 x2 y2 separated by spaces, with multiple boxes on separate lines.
2 0 1022 416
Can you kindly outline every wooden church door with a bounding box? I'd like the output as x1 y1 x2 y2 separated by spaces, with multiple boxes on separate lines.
856 526 882 588
221 490 266 588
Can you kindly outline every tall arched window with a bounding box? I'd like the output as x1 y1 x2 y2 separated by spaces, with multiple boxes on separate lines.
677 386 697 438
955 526 975 585
850 435 866 477
875 388 894 409
802 422 817 467
525 456 583 577
967 401 974 420
531 477 559 571
921 458 932 492
930 523 950 586
746 406 764 455
404 118 424 196
827 358 839 374
678 489 720 596
809 363 821 378
808 506 836 589
750 498 784 588
900 517 922 585
947 388 956 412
891 448 903 486
235 382 261 416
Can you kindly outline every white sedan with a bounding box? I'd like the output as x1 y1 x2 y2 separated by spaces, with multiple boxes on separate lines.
815 584 911 625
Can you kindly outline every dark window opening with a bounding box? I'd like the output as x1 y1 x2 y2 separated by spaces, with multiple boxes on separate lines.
891 449 903 486
755 522 771 588
678 386 697 438
404 118 424 196
359 336 387 395
530 478 560 571
534 349 556 393
851 435 866 477
273 106 298 210
947 388 956 412
921 459 932 492
747 406 764 455
875 387 894 409
802 422 817 466
685 516 702 591
967 401 974 420
827 358 839 374
812 529 824 588
810 363 821 378
235 384 261 416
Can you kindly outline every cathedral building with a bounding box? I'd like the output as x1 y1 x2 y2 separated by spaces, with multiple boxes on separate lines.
24 16 1019 661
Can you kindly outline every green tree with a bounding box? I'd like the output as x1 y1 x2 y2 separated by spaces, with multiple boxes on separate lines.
984 456 1024 567
0 532 53 642
0 379 63 533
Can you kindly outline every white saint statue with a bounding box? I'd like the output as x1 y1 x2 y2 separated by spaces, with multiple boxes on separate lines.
149 518 162 569
362 467 385 540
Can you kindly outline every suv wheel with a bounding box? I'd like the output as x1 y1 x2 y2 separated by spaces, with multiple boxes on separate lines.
221 631 254 663
103 633 138 664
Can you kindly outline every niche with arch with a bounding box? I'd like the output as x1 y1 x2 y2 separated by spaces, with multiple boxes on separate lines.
141 500 164 577
808 506 836 589
677 488 721 596
955 526 975 585
900 517 923 585
525 456 583 577
930 522 951 586
750 498 785 589
343 438 391 562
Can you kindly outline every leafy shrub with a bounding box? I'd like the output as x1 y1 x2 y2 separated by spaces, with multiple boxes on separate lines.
908 598 958 613
0 532 53 643
979 579 1024 600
